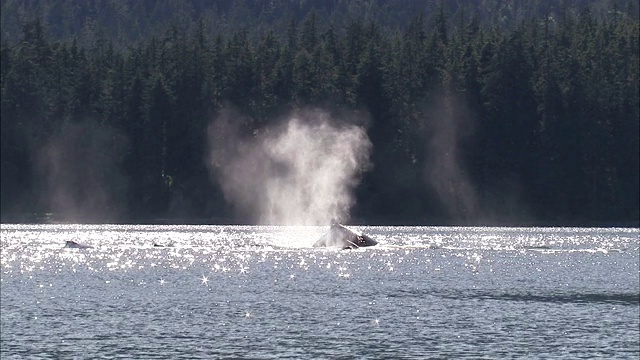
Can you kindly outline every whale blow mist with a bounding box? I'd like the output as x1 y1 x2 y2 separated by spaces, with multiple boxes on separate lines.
207 108 372 225
36 121 128 222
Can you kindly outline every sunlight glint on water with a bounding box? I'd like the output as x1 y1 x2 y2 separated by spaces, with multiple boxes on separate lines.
1 225 638 359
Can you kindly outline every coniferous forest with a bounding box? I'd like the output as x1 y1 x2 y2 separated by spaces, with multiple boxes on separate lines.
1 0 638 226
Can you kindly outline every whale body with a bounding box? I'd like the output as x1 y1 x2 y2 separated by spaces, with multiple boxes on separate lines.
313 223 377 249
65 240 92 249
153 242 174 248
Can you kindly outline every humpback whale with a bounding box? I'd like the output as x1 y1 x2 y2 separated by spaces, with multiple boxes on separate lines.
313 221 377 249
153 242 174 248
64 240 92 249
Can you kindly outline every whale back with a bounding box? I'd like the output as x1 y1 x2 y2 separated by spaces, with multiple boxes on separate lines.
314 223 377 249
65 240 92 249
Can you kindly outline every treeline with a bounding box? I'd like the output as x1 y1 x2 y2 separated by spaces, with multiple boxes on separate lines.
2 0 634 46
1 2 638 225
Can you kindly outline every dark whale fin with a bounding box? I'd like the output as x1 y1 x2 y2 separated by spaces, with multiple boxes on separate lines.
65 240 92 249
153 242 174 248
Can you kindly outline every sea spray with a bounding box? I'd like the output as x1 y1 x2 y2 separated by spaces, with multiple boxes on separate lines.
207 108 371 225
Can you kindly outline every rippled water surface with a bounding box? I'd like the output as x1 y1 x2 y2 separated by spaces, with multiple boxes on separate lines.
1 225 639 359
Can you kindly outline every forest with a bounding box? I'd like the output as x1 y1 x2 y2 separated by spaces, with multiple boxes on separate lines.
1 0 638 226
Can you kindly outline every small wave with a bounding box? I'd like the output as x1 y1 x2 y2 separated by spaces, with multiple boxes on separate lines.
523 245 552 250
439 291 640 306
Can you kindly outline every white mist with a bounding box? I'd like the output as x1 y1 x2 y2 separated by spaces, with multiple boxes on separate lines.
208 108 371 226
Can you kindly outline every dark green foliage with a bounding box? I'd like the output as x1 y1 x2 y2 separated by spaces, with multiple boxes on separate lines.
1 1 638 226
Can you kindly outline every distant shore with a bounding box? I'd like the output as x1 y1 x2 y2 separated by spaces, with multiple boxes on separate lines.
1 212 637 228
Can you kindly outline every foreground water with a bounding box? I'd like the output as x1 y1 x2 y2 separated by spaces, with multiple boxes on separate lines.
1 224 638 359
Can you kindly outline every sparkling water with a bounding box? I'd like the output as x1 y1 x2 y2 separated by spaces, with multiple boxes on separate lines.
1 225 638 359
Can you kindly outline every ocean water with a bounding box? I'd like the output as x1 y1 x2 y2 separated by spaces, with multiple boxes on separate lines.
1 224 638 359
